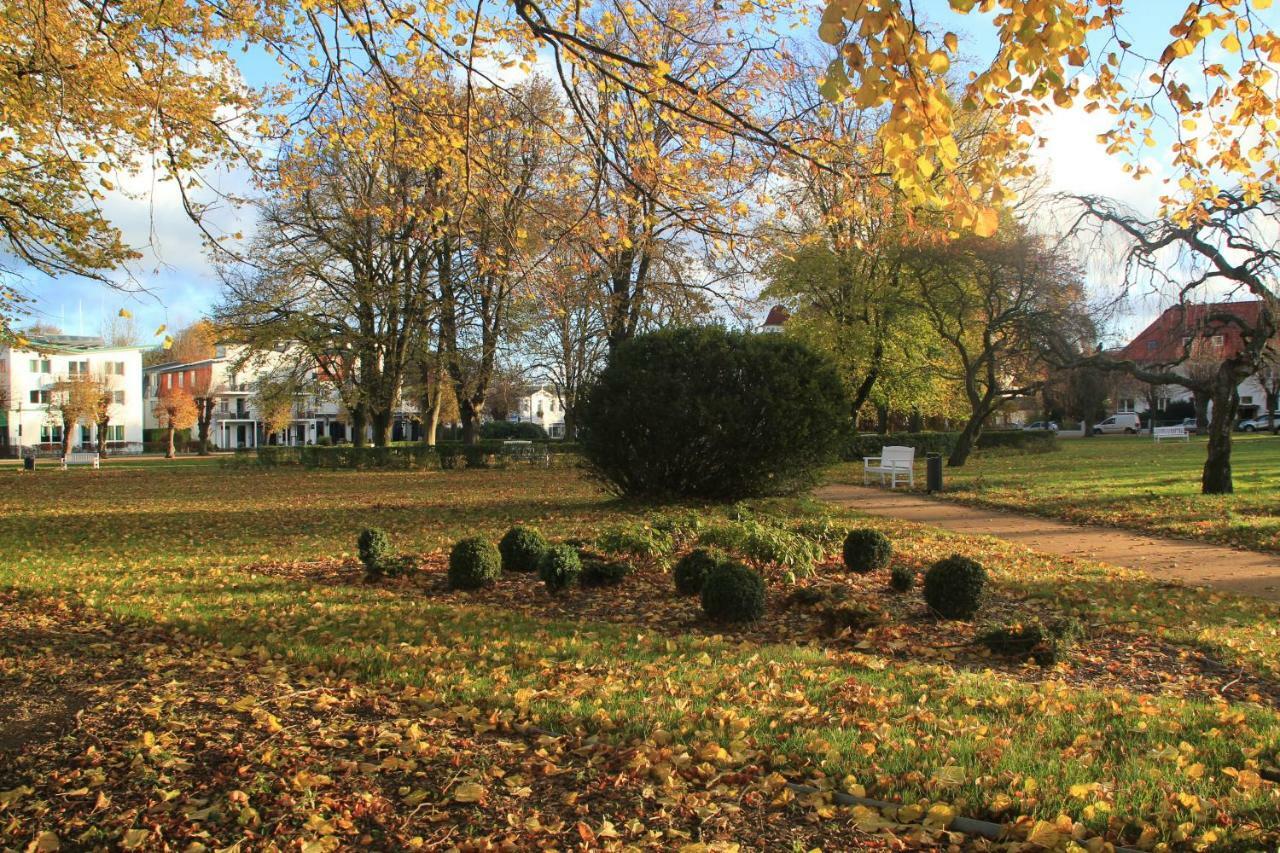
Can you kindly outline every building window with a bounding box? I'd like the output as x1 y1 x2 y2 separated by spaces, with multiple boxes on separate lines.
107 425 124 441
80 425 92 445
104 361 126 376
219 399 229 413
1210 334 1225 350
177 372 184 387
1119 398 1135 412
40 425 62 443
1146 340 1158 352
1241 395 1254 405
29 359 51 373
28 390 50 404
114 390 126 404
1156 396 1168 411
67 360 90 375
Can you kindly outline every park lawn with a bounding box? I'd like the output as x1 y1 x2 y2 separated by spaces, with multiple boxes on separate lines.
839 434 1280 553
2 464 1280 849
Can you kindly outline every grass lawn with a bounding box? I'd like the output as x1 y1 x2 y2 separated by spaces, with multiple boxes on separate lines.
3 463 1280 849
838 434 1280 554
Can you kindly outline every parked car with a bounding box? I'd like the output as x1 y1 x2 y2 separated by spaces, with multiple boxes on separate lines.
1237 413 1279 432
1179 417 1199 435
1092 412 1141 435
1022 421 1059 432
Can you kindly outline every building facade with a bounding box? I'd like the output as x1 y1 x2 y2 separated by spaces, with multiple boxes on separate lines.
0 335 146 456
510 386 567 438
1115 301 1277 420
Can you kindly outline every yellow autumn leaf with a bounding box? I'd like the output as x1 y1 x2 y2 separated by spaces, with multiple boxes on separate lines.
453 782 486 803
973 207 999 237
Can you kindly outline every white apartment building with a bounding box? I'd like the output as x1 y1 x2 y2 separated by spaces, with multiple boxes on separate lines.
0 334 146 456
143 342 425 449
510 386 567 438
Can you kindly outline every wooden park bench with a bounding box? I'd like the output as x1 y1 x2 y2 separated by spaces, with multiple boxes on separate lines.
1152 425 1189 443
61 451 100 470
863 445 915 489
502 440 550 467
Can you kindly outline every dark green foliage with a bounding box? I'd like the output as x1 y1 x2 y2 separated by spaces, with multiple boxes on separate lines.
579 326 849 499
358 527 393 580
580 558 630 587
923 555 987 619
978 619 1080 666
889 564 915 593
377 554 417 578
539 544 582 593
700 560 766 622
448 537 501 590
481 420 549 440
673 548 722 596
840 430 1056 461
498 526 548 573
842 529 892 574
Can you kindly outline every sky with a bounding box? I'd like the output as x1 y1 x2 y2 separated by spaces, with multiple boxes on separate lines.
13 1 1278 345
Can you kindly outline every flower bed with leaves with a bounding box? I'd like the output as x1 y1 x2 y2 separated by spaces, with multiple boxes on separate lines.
2 466 1279 849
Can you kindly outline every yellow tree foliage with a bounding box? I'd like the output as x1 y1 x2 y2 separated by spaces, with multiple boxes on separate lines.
814 0 1280 229
154 385 198 458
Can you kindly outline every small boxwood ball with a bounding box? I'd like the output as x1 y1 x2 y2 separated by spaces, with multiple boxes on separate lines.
539 544 582 592
580 558 630 587
889 564 915 593
923 554 987 619
700 560 766 623
843 528 892 574
672 548 721 596
499 525 548 572
358 527 392 571
448 537 501 590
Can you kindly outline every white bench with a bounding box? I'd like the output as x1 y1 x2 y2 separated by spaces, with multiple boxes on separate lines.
863 445 915 488
61 451 100 470
1153 425 1189 442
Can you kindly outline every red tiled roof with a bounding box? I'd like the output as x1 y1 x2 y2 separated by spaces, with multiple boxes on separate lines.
763 305 790 327
1118 301 1267 363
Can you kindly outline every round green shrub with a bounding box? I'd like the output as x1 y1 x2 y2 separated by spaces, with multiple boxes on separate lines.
673 548 722 596
499 526 549 572
580 558 630 587
358 527 393 578
889 564 915 593
923 555 986 619
448 537 501 590
538 544 582 593
578 326 849 499
700 560 766 623
842 528 892 574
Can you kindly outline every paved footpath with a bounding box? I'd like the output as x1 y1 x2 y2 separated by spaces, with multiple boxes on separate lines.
816 483 1280 601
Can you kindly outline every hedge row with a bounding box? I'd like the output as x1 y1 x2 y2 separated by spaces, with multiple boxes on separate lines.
247 441 581 470
840 430 1056 460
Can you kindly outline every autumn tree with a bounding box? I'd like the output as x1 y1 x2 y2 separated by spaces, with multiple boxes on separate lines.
1075 191 1280 494
90 374 120 457
908 230 1089 467
1254 348 1280 434
190 372 224 455
153 386 198 459
47 375 99 457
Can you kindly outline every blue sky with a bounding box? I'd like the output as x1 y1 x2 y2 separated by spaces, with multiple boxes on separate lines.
13 2 1278 344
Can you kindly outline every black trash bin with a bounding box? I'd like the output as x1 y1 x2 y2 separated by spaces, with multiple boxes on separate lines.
926 452 943 493
22 456 35 471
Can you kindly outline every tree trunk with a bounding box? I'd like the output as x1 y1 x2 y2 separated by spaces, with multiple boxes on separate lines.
165 425 176 459
1201 379 1239 494
563 406 576 442
197 405 212 455
370 409 392 447
96 420 107 456
351 405 367 448
459 398 481 445
425 391 442 447
1267 389 1278 435
908 409 923 433
61 423 73 458
1193 390 1211 431
875 404 889 435
948 413 985 467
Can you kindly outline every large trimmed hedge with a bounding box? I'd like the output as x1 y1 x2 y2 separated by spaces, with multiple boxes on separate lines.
578 326 849 499
841 429 1056 461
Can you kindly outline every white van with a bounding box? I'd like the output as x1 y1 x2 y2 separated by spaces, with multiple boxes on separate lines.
1093 412 1141 435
